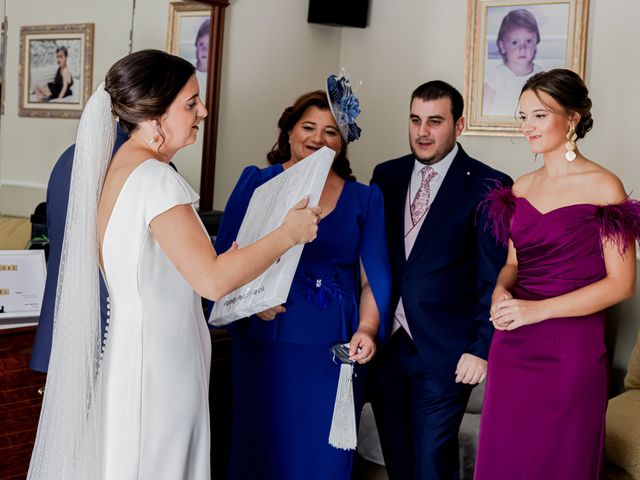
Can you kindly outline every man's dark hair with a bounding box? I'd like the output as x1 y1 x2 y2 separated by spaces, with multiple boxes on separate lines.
411 80 464 122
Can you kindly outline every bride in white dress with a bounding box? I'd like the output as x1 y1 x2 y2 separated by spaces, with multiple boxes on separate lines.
27 50 321 480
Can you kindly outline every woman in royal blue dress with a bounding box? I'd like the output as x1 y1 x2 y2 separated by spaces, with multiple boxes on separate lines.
216 75 392 479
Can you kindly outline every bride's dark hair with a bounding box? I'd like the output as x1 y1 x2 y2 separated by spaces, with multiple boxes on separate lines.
105 49 195 134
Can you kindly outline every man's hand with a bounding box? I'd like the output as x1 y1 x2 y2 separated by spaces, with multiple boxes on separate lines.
455 353 487 384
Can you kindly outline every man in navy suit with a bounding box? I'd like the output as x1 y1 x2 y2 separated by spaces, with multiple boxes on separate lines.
370 80 510 479
30 125 129 372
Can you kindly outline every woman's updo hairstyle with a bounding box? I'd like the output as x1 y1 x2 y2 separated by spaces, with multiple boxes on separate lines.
267 90 355 181
105 49 195 133
520 68 593 139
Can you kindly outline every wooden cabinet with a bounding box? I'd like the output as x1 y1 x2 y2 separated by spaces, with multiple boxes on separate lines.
0 327 45 480
0 326 233 479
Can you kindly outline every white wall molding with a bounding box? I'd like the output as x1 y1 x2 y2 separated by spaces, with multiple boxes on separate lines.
0 179 47 190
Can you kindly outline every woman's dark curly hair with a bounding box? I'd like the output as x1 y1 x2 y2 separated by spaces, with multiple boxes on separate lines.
267 90 355 181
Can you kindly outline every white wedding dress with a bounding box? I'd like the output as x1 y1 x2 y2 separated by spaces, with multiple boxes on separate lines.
99 159 211 479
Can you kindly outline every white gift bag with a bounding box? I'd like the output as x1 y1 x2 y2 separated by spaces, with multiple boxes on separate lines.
208 146 334 326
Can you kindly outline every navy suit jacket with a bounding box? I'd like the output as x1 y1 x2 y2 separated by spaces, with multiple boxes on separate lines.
371 144 511 387
30 126 129 372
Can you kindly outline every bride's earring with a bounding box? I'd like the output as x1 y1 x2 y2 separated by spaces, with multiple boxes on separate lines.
149 125 159 146
565 125 577 162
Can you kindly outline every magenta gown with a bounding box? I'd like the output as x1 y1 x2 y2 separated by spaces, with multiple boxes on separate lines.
474 187 640 480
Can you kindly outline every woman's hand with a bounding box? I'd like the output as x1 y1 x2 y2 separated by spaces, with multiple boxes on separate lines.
281 197 322 245
489 286 513 320
256 305 285 321
491 298 545 331
348 327 377 364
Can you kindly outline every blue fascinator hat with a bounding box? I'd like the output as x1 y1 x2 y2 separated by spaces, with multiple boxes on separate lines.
326 70 362 143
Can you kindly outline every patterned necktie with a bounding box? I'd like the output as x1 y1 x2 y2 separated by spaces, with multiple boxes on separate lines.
410 166 437 226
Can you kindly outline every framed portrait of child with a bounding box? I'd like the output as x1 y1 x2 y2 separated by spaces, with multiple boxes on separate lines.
166 1 212 102
464 0 589 135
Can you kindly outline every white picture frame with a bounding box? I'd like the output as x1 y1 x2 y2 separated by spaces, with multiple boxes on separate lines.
0 250 46 329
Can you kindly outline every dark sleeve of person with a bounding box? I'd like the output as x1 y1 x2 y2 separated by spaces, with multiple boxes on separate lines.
29 147 74 372
466 171 513 360
370 164 383 190
30 129 127 373
359 184 392 345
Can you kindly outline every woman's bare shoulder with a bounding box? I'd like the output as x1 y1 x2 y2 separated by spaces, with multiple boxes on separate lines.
581 160 627 204
512 169 540 197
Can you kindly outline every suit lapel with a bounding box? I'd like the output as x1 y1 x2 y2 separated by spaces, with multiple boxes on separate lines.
389 156 414 266
405 148 474 268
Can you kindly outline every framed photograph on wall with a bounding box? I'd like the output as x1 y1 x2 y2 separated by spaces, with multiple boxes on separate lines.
0 17 8 115
464 0 589 136
18 23 94 118
166 1 212 101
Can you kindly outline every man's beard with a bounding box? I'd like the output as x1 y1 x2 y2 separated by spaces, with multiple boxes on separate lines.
411 134 456 165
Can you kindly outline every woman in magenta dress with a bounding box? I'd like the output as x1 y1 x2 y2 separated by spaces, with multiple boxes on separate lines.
475 69 640 480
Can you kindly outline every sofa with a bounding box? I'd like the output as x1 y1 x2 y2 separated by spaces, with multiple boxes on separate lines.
0 215 30 249
603 332 640 480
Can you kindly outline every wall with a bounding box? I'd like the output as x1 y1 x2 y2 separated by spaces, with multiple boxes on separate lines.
0 0 341 217
0 0 132 216
212 0 340 209
2 0 638 212
339 0 640 193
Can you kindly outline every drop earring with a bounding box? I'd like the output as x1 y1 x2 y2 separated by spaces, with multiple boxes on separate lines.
565 125 577 161
149 127 159 146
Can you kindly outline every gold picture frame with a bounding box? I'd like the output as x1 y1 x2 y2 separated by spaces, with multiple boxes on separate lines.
18 23 94 119
0 17 8 115
464 0 589 136
167 2 212 98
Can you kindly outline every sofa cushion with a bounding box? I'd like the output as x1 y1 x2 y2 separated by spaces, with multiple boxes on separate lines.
466 381 485 414
605 389 640 479
0 216 30 250
624 334 640 390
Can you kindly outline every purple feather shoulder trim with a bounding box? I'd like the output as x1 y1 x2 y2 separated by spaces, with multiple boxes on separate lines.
597 199 640 254
478 184 515 247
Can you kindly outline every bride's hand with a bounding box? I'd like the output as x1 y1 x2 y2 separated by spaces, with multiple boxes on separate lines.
281 197 322 245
